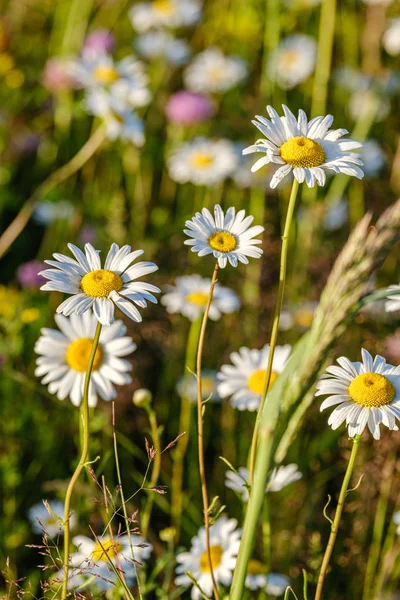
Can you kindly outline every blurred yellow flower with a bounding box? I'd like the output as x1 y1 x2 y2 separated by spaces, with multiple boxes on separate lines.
0 285 19 319
21 308 40 324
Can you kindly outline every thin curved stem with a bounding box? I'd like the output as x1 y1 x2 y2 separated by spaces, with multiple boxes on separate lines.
61 321 102 600
141 405 162 538
0 126 105 260
248 179 300 485
171 316 202 543
196 262 220 600
314 435 361 600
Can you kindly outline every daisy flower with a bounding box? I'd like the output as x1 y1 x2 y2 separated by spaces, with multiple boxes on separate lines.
40 242 160 326
35 312 136 407
70 51 151 108
184 204 264 269
176 369 219 403
363 139 385 177
323 199 348 232
161 274 240 321
129 0 202 32
175 516 241 600
28 500 75 537
225 464 302 502
268 35 317 90
184 48 247 93
135 31 190 65
72 534 152 591
167 137 237 187
316 348 400 440
266 574 291 596
217 344 291 410
383 18 400 56
86 89 145 146
243 104 363 189
232 143 274 190
386 285 400 313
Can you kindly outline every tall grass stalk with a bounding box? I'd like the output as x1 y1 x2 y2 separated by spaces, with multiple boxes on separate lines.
171 316 202 542
314 435 361 600
141 403 162 538
311 0 337 117
196 261 220 600
0 125 105 260
61 321 102 600
248 179 300 484
230 199 400 600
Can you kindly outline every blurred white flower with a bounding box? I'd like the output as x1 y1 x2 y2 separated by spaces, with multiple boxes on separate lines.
175 517 241 600
28 500 75 537
70 51 151 109
316 348 400 440
161 274 240 321
279 301 318 331
266 573 291 596
245 566 290 595
348 90 390 123
385 285 400 313
184 204 264 269
393 511 400 534
225 464 302 502
40 242 160 326
35 312 136 407
168 137 238 187
176 369 219 403
217 345 291 411
244 105 363 189
363 139 386 177
324 199 348 231
33 200 75 225
129 0 202 32
135 31 190 65
268 35 317 90
383 19 400 56
86 89 145 146
361 0 393 5
184 48 247 93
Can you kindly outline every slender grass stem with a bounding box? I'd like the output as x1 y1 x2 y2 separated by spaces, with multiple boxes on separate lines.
314 435 361 600
196 261 220 600
230 179 300 600
141 404 162 538
0 125 105 260
311 0 337 117
112 402 143 600
248 179 300 485
171 316 202 543
61 321 102 600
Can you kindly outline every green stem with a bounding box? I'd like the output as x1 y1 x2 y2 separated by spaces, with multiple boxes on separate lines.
196 262 220 600
314 435 361 600
170 317 202 543
230 179 300 600
248 179 300 485
0 125 105 260
141 406 162 538
112 402 143 600
61 321 102 600
311 0 337 117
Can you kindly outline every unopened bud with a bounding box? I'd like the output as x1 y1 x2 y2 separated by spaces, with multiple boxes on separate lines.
132 388 152 407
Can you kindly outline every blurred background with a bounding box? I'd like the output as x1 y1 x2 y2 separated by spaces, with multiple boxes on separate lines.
1 0 400 597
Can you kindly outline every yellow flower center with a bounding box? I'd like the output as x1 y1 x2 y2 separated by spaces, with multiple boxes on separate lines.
80 269 123 298
247 370 278 394
208 231 237 253
153 0 174 14
280 136 325 168
199 545 223 573
202 376 215 398
348 372 395 408
209 66 224 83
186 292 209 306
189 151 214 169
247 559 267 575
92 539 123 562
66 338 103 372
93 66 120 83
